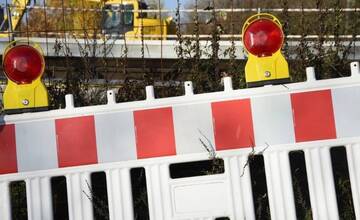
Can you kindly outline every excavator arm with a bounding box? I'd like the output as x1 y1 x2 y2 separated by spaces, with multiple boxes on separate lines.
0 0 31 38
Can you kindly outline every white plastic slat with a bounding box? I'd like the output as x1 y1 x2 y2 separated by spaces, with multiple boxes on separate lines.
39 177 54 220
66 172 94 220
346 144 360 219
26 177 53 220
304 148 339 220
226 157 242 220
106 168 134 220
106 169 122 220
106 169 121 220
146 165 163 220
159 164 173 219
226 156 255 220
239 156 256 220
263 151 296 220
0 182 11 220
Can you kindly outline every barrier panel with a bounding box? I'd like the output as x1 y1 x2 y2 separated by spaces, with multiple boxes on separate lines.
0 62 359 220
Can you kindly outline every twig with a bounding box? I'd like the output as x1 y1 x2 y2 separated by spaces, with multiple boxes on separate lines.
240 142 270 177
198 129 216 159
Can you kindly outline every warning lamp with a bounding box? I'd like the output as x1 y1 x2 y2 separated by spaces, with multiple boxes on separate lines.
242 13 290 87
2 42 48 114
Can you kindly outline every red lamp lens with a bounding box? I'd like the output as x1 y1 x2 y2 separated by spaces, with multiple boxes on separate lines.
243 19 284 57
3 45 44 84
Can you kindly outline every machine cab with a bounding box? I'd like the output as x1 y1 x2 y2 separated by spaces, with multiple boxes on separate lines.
101 0 173 39
101 1 138 36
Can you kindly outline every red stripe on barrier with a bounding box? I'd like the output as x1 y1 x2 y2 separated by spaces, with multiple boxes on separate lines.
0 124 17 174
134 107 176 159
212 99 255 150
291 90 336 142
56 116 98 167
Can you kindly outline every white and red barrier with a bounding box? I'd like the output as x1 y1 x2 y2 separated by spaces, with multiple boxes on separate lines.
0 62 359 220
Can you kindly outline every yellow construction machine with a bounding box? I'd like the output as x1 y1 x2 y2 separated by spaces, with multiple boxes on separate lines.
97 0 175 39
0 0 174 40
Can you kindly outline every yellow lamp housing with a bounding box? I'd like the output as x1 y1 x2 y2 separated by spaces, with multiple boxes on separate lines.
242 13 290 87
2 41 48 114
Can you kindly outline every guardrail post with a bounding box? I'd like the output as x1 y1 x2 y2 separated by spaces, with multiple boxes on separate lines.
65 94 75 109
184 81 194 96
146 86 155 100
223 77 233 92
107 90 117 105
351 62 360 77
306 67 316 82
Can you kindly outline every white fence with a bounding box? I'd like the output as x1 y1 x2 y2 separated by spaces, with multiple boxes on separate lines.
0 141 359 220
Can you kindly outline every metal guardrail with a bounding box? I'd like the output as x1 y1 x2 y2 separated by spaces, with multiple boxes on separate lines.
0 37 358 60
1 5 359 13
